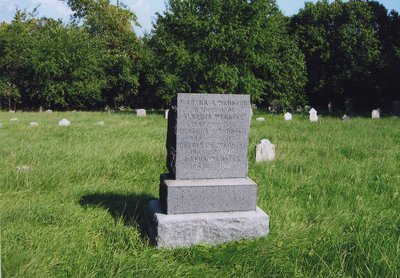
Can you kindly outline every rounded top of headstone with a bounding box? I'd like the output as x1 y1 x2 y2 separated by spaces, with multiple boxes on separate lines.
309 108 317 114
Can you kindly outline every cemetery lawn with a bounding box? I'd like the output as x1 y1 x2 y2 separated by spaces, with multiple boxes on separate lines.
1 111 399 277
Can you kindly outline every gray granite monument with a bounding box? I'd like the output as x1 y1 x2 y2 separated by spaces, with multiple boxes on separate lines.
146 93 269 248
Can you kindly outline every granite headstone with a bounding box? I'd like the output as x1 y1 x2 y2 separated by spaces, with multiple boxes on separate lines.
166 93 251 180
147 93 269 248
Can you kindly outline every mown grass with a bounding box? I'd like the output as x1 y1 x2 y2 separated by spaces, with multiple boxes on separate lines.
1 111 399 277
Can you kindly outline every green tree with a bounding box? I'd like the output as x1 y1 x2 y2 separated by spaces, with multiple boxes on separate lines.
65 0 141 108
0 10 108 109
290 0 384 111
146 0 307 109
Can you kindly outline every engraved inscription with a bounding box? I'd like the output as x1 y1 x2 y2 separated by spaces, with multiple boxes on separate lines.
172 93 251 179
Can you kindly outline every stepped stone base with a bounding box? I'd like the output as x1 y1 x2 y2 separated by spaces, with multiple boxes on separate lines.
159 174 257 214
146 200 269 249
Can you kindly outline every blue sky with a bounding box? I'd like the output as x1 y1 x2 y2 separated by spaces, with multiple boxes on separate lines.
1 0 399 36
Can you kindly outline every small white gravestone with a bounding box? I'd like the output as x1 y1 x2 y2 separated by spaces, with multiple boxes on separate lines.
46 109 53 113
10 118 18 121
16 166 32 171
94 121 104 126
371 109 380 119
9 110 15 113
256 117 265 121
58 119 70 126
256 139 276 162
309 108 318 122
284 112 292 121
136 109 146 117
165 109 169 119
30 122 39 126
0 123 3 128
342 114 350 120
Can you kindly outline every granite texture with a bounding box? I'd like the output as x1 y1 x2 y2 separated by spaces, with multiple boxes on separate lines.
166 93 251 180
159 173 257 214
146 200 269 249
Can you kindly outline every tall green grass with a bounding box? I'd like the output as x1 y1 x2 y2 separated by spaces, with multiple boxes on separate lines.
1 111 399 277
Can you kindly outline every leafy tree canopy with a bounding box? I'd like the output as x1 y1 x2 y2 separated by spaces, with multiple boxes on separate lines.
146 0 307 108
290 0 399 111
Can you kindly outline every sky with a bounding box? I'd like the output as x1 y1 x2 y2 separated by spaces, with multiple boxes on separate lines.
1 0 399 36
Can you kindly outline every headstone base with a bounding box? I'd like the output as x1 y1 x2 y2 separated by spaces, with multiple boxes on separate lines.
146 200 269 249
159 174 258 214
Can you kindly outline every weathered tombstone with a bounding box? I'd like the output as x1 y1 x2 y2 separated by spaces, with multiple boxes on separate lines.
0 123 3 128
30 122 39 126
9 110 15 113
256 139 275 162
371 109 380 119
328 102 333 114
136 109 146 117
165 109 169 119
147 93 269 248
94 121 104 126
16 166 32 171
393 100 400 117
342 114 350 120
256 117 265 121
58 119 70 126
284 112 292 121
46 109 53 113
10 118 18 121
309 108 318 122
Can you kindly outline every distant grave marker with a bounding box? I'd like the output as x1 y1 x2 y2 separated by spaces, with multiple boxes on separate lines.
136 109 146 117
309 108 318 122
371 109 380 119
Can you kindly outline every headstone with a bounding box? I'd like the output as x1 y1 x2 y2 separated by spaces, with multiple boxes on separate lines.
16 166 32 171
371 109 380 119
284 112 292 121
10 118 18 121
328 102 334 114
165 109 169 119
147 93 269 248
30 122 39 126
9 110 15 113
58 119 70 126
342 114 350 120
309 108 318 122
392 100 400 117
94 121 104 126
256 117 265 121
0 123 3 128
166 94 251 180
46 109 53 113
136 109 146 117
256 139 275 162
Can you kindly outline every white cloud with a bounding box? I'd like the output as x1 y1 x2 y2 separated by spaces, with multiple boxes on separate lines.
56 5 71 16
132 0 149 13
31 0 72 18
132 0 144 10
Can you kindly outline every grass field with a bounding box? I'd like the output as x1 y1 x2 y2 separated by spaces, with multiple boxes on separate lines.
1 111 399 277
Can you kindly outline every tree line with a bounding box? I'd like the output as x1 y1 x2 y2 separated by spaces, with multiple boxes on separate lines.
1 0 399 113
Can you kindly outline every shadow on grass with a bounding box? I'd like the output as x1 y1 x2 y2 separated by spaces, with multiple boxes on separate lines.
78 192 155 238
